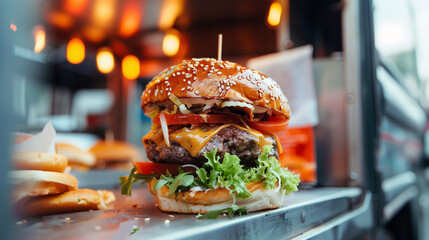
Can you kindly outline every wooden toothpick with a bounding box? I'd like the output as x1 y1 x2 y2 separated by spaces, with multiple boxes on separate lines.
217 34 223 61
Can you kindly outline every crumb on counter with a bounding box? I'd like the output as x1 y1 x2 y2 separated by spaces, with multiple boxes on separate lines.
164 219 170 225
94 226 102 231
65 217 70 222
145 218 151 222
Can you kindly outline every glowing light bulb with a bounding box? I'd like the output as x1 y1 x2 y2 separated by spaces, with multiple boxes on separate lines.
67 38 85 64
162 31 180 57
96 48 115 74
122 55 140 80
267 2 282 27
34 25 46 53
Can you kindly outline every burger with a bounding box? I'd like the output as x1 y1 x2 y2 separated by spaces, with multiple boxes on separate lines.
120 58 299 218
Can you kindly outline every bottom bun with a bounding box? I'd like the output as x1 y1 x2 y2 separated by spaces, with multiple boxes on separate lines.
15 189 106 217
148 180 285 214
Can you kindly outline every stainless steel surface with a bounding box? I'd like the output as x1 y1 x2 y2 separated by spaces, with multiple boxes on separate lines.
14 187 362 240
382 171 416 203
383 186 418 222
291 192 373 240
377 66 427 134
343 0 364 187
71 170 130 189
313 59 349 187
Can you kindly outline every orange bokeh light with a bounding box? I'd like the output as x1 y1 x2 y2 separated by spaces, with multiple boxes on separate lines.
119 0 141 38
267 2 282 27
67 38 85 64
92 0 115 28
162 30 180 57
47 12 74 29
122 55 140 80
10 23 17 32
96 47 115 74
82 26 106 42
64 0 88 15
33 25 46 53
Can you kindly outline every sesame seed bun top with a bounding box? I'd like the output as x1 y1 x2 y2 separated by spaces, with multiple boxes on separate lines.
140 58 290 120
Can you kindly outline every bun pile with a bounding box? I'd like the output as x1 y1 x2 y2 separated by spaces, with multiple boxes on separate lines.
55 143 96 171
89 140 139 170
11 139 114 216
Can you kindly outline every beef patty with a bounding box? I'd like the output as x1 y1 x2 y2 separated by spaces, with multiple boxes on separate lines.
144 125 279 166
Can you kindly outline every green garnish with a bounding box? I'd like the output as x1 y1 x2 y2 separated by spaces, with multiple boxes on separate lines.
119 168 156 196
197 205 247 219
77 198 81 202
129 227 140 236
120 145 300 219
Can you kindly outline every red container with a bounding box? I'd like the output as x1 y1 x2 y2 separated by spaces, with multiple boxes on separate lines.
277 126 316 183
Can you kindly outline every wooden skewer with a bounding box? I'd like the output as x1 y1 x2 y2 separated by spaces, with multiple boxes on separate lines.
217 34 223 61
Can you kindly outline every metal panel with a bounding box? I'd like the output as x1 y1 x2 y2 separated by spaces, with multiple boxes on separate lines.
313 60 349 187
15 187 361 240
343 0 365 188
291 192 373 240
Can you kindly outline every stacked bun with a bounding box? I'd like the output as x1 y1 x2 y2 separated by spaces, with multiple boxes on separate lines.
55 143 96 171
11 151 109 217
89 140 138 170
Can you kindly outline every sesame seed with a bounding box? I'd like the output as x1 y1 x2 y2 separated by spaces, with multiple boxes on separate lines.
169 215 175 218
168 92 171 96
200 64 203 67
160 90 163 94
177 72 181 75
134 217 140 220
207 73 212 76
145 218 151 222
217 72 222 75
165 77 169 80
195 90 199 95
172 73 176 76
188 81 191 84
183 79 186 82
181 87 185 91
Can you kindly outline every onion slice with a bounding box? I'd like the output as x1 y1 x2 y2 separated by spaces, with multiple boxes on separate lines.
182 164 199 170
159 112 170 147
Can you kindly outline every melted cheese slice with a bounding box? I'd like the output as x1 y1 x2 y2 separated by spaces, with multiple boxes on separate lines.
143 124 281 157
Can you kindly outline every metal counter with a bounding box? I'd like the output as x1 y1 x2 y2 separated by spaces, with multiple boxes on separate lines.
14 187 365 240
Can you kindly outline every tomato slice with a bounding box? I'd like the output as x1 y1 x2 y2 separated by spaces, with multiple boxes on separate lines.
152 113 240 126
134 162 195 175
248 117 289 133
